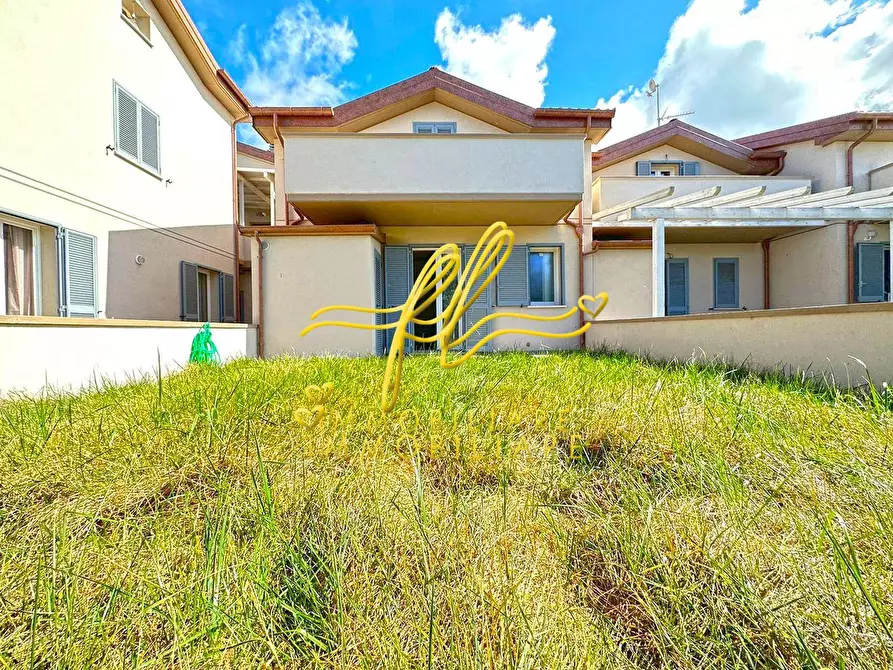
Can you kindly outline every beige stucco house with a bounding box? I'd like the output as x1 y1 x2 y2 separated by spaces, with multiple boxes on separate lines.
0 0 249 323
243 68 614 357
589 114 893 320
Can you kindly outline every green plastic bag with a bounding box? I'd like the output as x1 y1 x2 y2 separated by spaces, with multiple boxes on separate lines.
189 323 221 365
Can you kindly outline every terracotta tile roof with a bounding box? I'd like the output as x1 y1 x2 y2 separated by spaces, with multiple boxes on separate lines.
251 68 613 134
592 119 782 175
237 142 273 163
736 112 893 149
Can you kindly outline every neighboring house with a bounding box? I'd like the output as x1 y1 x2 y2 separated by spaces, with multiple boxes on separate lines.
589 114 893 319
0 0 249 322
243 68 613 356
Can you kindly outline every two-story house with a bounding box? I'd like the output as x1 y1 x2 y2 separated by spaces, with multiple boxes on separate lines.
244 68 613 357
0 0 249 322
588 114 893 320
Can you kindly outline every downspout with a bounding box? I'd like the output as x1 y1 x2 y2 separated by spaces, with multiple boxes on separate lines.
254 232 265 359
768 152 785 176
762 239 771 310
232 114 250 321
846 119 878 302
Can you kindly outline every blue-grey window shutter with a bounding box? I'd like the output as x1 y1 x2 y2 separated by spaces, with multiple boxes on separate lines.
462 245 493 351
61 229 97 318
180 261 199 321
496 244 528 306
636 160 652 176
665 259 689 315
713 258 739 309
373 250 385 355
682 161 700 176
857 244 885 302
384 246 411 353
218 272 235 322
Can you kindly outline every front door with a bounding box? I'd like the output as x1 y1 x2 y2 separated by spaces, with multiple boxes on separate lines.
857 243 891 302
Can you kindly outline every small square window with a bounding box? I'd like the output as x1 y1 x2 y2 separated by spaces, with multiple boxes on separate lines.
122 0 151 43
528 247 561 305
413 122 457 134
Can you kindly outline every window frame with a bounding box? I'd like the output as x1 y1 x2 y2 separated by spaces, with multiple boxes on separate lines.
412 121 457 134
712 257 740 310
0 216 43 316
113 81 162 178
121 0 152 45
527 245 563 307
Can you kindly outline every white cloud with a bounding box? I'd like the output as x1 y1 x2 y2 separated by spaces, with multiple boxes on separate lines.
597 0 893 146
231 2 356 145
434 9 555 107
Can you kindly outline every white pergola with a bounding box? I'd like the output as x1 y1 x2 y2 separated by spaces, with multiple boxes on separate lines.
592 185 893 316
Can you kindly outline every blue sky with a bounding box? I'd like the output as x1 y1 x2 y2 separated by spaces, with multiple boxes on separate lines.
184 0 893 146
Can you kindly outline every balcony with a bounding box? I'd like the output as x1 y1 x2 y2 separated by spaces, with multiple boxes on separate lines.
283 134 586 226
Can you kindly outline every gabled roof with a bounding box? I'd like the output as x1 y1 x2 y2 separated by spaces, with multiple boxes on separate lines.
591 119 784 176
736 112 893 149
237 142 273 163
152 0 250 118
251 68 613 141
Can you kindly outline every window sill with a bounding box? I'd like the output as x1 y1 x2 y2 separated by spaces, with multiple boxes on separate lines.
121 14 153 47
114 150 162 180
527 304 566 309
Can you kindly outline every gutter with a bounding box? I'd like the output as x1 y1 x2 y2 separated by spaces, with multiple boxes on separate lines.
846 119 878 303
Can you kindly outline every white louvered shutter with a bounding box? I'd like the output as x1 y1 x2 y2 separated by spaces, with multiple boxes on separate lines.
62 229 97 317
139 105 160 173
115 85 140 161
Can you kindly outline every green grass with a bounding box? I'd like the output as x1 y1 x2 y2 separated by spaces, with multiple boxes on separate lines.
1 351 892 668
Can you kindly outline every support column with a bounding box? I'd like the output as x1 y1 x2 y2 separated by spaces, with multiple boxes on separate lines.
889 221 893 302
652 218 666 317
238 178 246 226
581 138 593 253
273 138 287 226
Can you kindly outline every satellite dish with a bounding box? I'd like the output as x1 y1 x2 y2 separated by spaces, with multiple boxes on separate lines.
648 79 658 93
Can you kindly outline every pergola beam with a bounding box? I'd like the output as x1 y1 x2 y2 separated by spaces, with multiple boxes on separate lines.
628 206 893 221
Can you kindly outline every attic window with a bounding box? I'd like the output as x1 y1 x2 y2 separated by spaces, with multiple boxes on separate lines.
650 162 679 177
413 122 457 134
122 0 151 43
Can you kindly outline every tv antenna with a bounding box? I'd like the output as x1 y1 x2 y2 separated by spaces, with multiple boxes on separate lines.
646 79 694 126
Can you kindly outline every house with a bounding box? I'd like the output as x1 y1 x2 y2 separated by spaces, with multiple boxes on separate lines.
589 114 893 320
243 68 613 357
0 0 249 322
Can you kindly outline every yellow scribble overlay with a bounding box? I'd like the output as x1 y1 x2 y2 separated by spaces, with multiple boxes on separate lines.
300 222 608 412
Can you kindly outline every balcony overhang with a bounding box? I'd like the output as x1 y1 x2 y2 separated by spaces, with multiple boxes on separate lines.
289 198 580 227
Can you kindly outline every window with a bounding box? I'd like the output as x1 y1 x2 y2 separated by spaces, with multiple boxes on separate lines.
528 247 561 305
635 160 700 176
180 261 236 322
856 243 891 302
114 81 161 176
413 122 457 134
121 0 151 43
713 258 739 309
2 222 39 316
495 244 563 307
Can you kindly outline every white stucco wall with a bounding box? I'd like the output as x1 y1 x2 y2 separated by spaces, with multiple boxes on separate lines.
0 0 236 319
360 102 508 134
594 145 738 178
284 134 585 198
770 225 848 309
0 318 256 395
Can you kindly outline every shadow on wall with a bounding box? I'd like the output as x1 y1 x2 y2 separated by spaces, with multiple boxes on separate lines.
106 225 248 321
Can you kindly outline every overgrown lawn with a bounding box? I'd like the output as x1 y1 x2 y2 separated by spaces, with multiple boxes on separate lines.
1 352 892 668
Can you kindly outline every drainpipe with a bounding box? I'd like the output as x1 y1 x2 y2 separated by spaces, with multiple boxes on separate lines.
254 232 265 359
846 119 878 302
768 152 785 176
560 207 585 350
762 239 771 310
232 115 250 322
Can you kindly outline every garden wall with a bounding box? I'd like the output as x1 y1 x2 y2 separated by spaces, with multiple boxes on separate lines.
0 317 257 395
586 302 893 387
